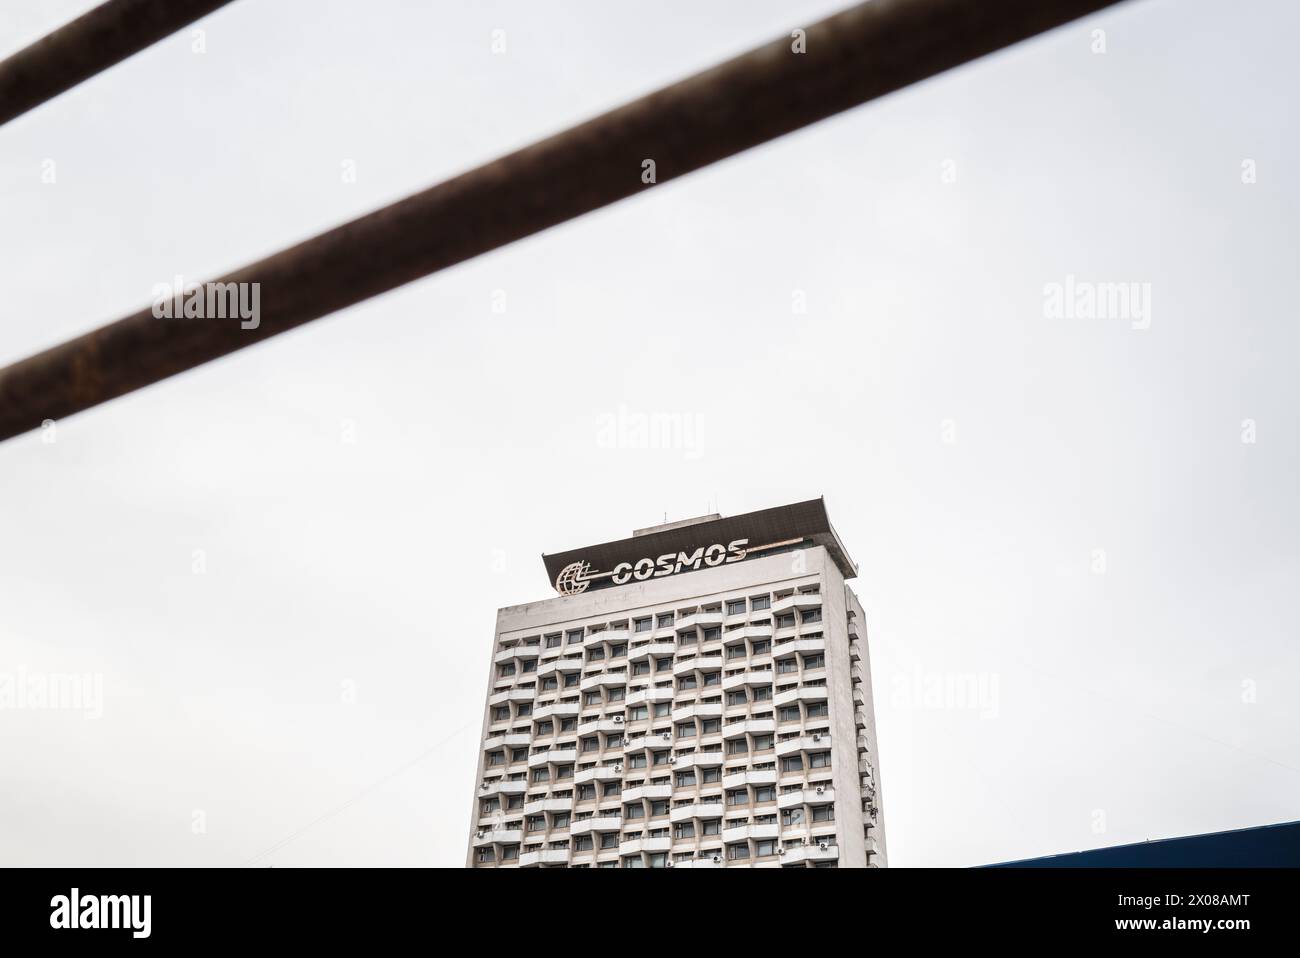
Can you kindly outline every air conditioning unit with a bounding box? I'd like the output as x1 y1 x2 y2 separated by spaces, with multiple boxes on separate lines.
613 716 624 723
666 861 674 868
777 847 786 856
813 733 823 742
815 785 826 795
818 841 829 851
661 732 671 740
614 765 623 773
475 831 485 839
711 855 721 864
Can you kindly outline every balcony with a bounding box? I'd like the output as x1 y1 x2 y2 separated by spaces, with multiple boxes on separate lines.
578 718 625 735
494 647 520 664
849 640 862 663
624 732 673 752
619 836 672 856
627 641 676 663
570 814 622 835
776 734 829 757
625 687 674 707
671 702 723 722
722 669 774 691
722 719 775 738
674 750 724 769
497 780 527 795
580 672 627 692
588 628 630 645
670 858 720 869
722 822 779 843
778 843 838 865
575 765 622 784
669 801 725 822
523 797 573 815
622 783 672 802
472 827 522 846
534 701 580 720
776 637 826 656
672 655 723 676
772 593 822 615
774 685 829 707
528 748 577 767
677 611 724 631
520 849 570 868
722 768 777 789
777 786 834 808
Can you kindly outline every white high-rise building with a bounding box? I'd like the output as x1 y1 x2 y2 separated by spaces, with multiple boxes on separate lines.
466 499 886 868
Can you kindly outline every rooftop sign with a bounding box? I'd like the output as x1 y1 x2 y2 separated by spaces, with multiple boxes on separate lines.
542 498 856 596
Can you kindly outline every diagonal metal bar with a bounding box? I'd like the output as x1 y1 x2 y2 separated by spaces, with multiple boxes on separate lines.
0 0 1125 442
0 0 236 127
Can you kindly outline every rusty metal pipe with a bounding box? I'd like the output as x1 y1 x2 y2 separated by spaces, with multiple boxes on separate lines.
0 0 1124 442
0 0 236 127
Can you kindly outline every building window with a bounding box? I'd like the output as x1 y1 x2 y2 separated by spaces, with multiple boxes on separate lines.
628 706 648 721
807 702 829 718
487 751 504 766
501 844 519 860
803 653 825 670
726 789 747 805
702 767 722 784
625 804 645 820
491 706 509 722
575 835 594 851
656 657 674 671
676 722 696 737
497 664 516 677
567 630 584 645
812 804 835 822
701 718 721 734
634 618 652 633
703 627 721 642
754 786 775 803
676 771 697 787
600 833 619 848
702 820 721 835
656 613 674 628
650 800 669 817
755 839 777 857
726 599 747 616
476 846 495 863
809 751 831 769
674 821 695 839
727 691 747 706
802 609 822 624
632 661 650 676
587 647 605 662
753 686 772 702
781 756 803 773
545 634 561 649
727 739 748 755
726 645 746 660
654 703 672 718
727 843 750 861
703 672 721 687
532 768 550 782
578 784 596 801
750 596 771 611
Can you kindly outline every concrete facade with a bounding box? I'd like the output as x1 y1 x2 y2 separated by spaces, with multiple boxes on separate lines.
466 510 886 868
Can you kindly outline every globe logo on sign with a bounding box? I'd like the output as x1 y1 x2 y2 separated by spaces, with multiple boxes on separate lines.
555 561 592 596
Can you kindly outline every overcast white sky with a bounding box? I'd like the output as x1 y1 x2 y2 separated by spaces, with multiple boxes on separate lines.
1 0 1297 867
